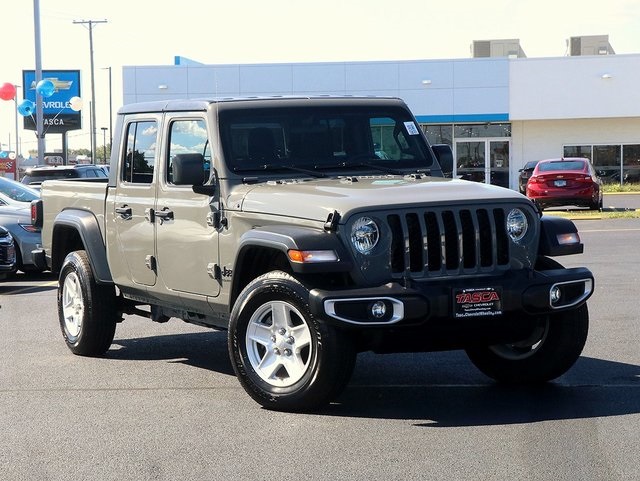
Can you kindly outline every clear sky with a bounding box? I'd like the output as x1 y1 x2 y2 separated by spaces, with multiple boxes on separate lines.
2 0 640 155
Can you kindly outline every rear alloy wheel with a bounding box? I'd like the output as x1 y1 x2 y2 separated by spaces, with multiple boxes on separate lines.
229 271 355 412
58 250 118 356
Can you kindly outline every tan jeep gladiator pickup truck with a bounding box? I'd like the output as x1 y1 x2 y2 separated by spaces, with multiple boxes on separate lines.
32 96 594 411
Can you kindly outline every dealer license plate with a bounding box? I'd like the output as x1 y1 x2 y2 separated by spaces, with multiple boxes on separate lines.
454 287 503 318
554 179 567 187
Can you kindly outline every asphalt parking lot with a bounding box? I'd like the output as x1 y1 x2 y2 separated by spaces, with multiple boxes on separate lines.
1 213 639 481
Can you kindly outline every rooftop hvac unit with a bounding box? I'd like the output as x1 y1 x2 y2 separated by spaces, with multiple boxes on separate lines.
569 35 615 56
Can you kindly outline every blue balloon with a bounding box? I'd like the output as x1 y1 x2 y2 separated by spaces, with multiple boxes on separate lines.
0 151 7 159
36 79 55 98
17 99 35 116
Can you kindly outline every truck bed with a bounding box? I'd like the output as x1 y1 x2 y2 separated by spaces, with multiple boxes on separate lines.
40 179 109 252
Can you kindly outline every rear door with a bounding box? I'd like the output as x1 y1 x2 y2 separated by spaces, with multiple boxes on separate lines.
108 115 160 287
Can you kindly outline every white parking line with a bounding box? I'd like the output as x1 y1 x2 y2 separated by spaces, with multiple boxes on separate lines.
580 228 640 233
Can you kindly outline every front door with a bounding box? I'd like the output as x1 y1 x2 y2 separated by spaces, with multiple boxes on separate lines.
154 117 220 300
455 138 510 188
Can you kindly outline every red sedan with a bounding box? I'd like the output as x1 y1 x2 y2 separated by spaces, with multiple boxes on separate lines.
526 158 603 210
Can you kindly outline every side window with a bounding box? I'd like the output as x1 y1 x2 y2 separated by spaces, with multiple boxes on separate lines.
166 119 210 184
122 120 157 184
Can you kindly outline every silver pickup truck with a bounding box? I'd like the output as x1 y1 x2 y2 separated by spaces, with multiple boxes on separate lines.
32 96 594 412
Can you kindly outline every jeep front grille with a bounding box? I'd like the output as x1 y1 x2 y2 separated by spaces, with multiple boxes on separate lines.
387 207 510 278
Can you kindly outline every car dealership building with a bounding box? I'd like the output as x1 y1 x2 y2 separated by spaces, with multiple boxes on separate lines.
122 37 640 191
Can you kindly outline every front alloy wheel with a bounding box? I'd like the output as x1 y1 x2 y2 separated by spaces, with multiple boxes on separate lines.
245 300 313 387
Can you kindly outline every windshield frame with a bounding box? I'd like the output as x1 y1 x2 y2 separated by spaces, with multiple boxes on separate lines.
218 104 436 177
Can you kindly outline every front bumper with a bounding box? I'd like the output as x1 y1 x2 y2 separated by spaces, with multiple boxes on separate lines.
309 267 593 328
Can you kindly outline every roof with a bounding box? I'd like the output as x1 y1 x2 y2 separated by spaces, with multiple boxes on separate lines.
117 95 407 115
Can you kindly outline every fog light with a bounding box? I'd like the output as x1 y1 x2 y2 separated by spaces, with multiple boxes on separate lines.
370 301 387 319
550 286 562 305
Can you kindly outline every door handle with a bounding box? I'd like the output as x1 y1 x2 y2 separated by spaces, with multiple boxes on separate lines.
115 205 132 218
155 208 174 224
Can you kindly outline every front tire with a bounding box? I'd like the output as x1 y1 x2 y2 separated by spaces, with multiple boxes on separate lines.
58 250 118 356
465 257 589 384
228 271 355 412
466 304 588 383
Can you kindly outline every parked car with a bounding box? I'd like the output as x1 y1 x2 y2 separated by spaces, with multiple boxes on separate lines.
518 160 539 194
0 225 17 280
21 164 108 189
526 158 603 210
0 177 43 272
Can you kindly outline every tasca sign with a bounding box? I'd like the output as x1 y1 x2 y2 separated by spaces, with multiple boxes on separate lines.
22 70 81 134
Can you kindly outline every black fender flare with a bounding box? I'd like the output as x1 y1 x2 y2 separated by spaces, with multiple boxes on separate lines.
52 209 113 284
235 225 353 275
539 215 584 257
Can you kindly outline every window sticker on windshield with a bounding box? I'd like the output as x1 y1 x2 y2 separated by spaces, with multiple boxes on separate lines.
404 121 419 135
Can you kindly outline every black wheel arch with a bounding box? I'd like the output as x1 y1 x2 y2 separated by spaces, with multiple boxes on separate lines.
230 226 353 307
539 215 584 257
51 209 113 284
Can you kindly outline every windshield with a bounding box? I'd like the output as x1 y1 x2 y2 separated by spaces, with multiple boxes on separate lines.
219 105 435 174
0 176 40 202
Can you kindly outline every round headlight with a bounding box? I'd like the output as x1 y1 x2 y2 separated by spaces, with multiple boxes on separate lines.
506 208 528 242
351 216 379 255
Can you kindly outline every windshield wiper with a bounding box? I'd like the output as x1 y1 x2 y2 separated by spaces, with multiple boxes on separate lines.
315 159 406 176
233 164 325 178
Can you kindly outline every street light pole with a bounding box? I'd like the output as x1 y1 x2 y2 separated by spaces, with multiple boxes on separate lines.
13 85 20 158
101 127 107 164
33 0 45 164
73 18 107 163
102 66 113 147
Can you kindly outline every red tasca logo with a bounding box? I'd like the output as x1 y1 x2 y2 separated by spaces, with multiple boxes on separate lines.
456 290 500 304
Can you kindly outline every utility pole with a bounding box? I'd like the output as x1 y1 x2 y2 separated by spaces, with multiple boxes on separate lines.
73 18 107 163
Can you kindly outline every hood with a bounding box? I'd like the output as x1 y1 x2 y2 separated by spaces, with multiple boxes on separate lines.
0 204 32 224
237 176 528 222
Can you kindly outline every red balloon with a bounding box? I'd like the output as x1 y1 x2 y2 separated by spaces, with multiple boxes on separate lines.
0 82 17 101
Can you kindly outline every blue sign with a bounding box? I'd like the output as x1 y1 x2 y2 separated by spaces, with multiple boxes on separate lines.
22 70 82 133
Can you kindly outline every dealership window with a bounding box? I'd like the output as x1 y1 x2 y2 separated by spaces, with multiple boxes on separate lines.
454 123 511 138
422 123 511 144
593 145 621 183
623 144 640 183
423 125 453 146
564 143 640 185
563 145 592 160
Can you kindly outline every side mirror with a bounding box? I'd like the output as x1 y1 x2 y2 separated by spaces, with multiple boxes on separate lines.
173 153 205 185
432 144 453 176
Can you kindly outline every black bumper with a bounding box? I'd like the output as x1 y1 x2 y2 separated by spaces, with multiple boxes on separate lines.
309 267 593 328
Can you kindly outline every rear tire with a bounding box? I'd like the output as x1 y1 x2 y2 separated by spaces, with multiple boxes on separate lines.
228 270 355 412
58 250 118 356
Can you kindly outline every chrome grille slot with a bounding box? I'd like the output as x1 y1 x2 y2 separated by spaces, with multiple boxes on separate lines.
388 207 511 278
